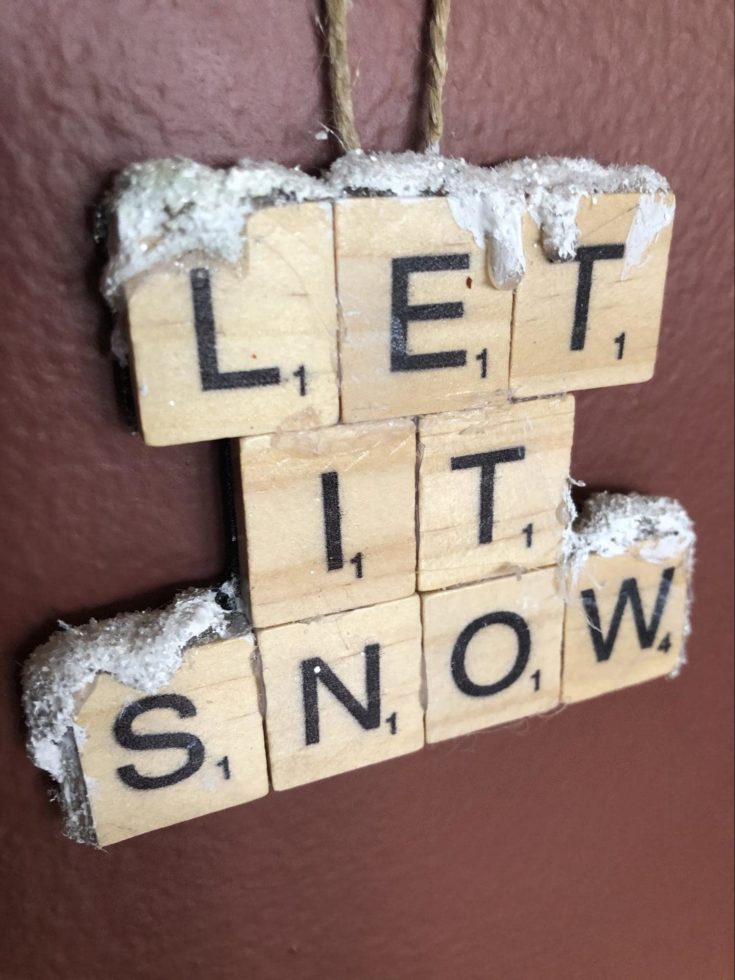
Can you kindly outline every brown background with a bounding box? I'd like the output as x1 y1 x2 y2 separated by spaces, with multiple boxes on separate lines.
1 1 732 977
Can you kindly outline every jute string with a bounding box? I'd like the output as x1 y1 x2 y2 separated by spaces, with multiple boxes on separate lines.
424 0 452 152
323 0 452 153
324 0 361 151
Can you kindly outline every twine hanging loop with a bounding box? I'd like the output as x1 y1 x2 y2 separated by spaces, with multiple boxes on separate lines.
324 0 361 152
323 0 452 154
424 0 452 152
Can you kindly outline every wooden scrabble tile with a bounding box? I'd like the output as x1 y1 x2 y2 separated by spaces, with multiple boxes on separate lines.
563 551 691 702
75 636 268 845
562 493 694 703
125 201 339 445
417 395 575 592
258 595 424 790
422 567 564 744
335 196 513 422
510 193 675 396
238 418 417 628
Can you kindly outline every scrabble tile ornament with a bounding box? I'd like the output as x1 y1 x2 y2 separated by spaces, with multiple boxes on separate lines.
22 150 694 845
22 587 269 846
422 567 566 744
417 394 575 591
237 417 417 627
258 595 424 791
103 152 677 443
105 160 340 445
561 492 695 704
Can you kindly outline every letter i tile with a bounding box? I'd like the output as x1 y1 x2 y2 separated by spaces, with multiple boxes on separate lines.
238 418 417 628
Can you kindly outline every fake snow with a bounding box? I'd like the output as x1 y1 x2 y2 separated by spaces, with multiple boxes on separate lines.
103 157 332 301
326 149 466 196
326 151 673 287
562 492 694 574
623 194 677 277
102 150 673 304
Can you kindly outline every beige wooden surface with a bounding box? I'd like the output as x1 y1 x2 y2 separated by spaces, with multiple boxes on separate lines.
417 395 575 591
422 567 564 744
562 544 690 704
126 202 339 445
75 636 268 845
511 193 674 396
258 595 424 791
335 196 513 422
238 418 417 628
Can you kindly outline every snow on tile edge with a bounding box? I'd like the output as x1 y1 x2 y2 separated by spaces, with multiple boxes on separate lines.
102 151 673 306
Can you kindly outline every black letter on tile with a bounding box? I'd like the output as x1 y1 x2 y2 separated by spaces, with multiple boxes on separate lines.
451 612 532 696
321 471 344 571
390 255 470 371
570 245 625 351
451 447 526 544
190 267 281 390
114 694 205 790
302 644 381 745
581 566 675 662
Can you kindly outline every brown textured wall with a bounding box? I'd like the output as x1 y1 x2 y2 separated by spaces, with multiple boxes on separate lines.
1 1 732 977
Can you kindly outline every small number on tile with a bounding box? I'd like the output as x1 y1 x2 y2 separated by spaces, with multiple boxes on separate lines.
293 364 307 396
657 633 672 653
